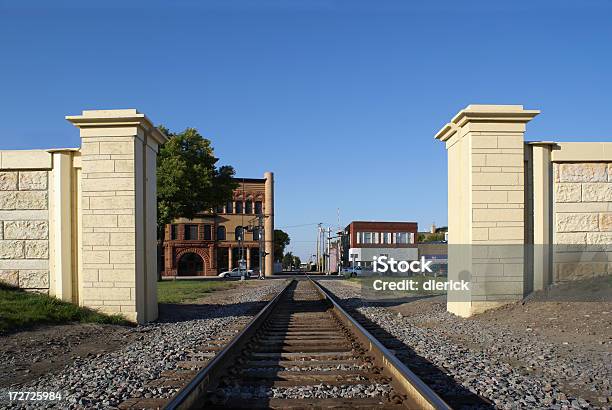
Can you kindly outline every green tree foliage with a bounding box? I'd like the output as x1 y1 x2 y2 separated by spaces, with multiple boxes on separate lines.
418 232 446 243
274 229 290 262
157 126 238 235
282 252 294 269
293 255 301 268
281 252 302 270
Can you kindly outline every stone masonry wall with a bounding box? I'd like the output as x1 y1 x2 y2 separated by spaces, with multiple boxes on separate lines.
0 170 50 291
553 162 612 281
79 137 138 318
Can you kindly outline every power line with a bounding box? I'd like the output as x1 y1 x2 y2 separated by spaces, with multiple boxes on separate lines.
275 222 329 229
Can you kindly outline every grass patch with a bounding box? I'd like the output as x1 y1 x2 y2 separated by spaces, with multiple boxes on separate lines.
157 280 236 304
0 283 127 335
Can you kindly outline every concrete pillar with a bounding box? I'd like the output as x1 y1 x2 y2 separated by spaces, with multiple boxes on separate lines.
435 105 539 317
66 109 167 324
48 150 76 302
246 247 251 270
530 142 554 291
228 246 233 270
264 171 274 275
208 244 216 275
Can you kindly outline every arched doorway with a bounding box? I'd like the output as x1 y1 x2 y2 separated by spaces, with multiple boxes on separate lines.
178 252 204 276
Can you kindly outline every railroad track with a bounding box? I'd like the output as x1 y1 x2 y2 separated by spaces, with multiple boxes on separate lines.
164 278 451 409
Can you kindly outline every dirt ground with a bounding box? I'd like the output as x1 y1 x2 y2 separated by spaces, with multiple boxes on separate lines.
0 280 276 389
391 277 612 349
387 279 612 405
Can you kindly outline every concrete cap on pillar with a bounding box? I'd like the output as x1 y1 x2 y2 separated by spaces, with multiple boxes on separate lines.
434 104 540 142
66 109 168 145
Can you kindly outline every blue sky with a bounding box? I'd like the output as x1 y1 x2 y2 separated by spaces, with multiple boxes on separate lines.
1 1 611 259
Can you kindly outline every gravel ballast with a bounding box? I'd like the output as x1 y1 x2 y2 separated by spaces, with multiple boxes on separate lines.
3 280 287 409
320 280 611 410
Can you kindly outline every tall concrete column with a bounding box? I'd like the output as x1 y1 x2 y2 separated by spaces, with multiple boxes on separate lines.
228 246 233 270
246 247 251 270
48 150 77 302
530 142 554 291
435 105 539 317
67 109 167 324
264 171 274 276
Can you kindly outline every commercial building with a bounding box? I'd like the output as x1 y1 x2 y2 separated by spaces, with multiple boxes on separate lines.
341 221 418 269
417 243 448 276
162 173 274 277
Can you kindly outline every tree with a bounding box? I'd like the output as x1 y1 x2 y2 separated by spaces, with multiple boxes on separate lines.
282 252 294 269
156 127 238 235
293 255 301 268
418 232 446 243
274 229 290 262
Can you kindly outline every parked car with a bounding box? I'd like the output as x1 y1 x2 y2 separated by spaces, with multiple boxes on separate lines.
341 266 364 277
218 268 255 278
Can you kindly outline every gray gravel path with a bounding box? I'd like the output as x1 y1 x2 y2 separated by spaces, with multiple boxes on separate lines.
321 280 611 410
3 280 287 409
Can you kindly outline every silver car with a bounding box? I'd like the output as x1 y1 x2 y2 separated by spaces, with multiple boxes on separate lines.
218 268 255 278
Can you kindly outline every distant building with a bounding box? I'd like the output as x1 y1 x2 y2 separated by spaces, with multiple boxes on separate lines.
341 221 418 269
417 242 448 276
162 173 274 277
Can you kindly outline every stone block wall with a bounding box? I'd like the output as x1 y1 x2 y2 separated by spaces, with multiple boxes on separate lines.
553 162 612 281
79 137 139 316
67 110 166 323
0 109 166 324
437 105 612 317
0 167 50 291
435 105 539 317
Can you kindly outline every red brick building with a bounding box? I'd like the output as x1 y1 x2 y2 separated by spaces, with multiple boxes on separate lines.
341 221 419 268
162 173 274 277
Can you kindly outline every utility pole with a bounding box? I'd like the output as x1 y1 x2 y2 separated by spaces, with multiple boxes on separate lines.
258 214 265 279
326 227 331 275
316 223 322 273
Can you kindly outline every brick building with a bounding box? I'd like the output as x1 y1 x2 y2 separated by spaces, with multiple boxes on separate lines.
162 172 274 277
341 221 418 268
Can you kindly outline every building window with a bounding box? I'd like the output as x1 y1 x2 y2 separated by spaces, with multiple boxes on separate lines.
226 201 233 214
170 224 178 240
252 227 260 241
185 224 198 240
203 224 212 240
363 232 372 244
254 201 262 214
245 200 252 214
381 232 391 244
217 225 226 240
235 201 243 214
395 232 409 244
216 204 224 213
235 226 244 241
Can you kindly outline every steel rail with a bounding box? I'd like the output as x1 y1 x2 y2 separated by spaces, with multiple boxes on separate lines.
308 276 453 410
163 279 293 410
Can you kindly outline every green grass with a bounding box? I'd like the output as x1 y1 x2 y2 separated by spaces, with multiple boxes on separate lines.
0 283 127 335
157 280 236 304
